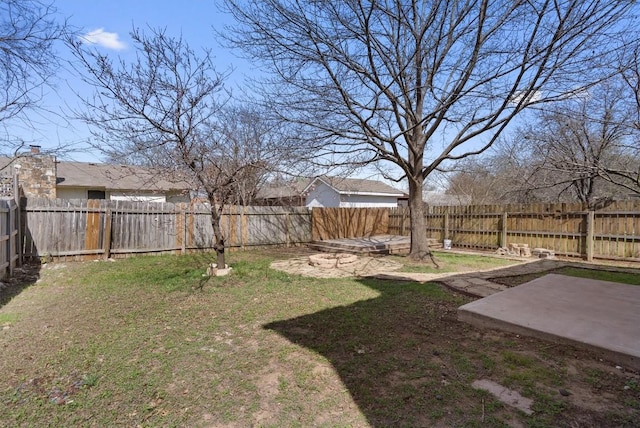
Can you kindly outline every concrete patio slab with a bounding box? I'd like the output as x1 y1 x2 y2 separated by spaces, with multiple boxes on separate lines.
458 274 640 370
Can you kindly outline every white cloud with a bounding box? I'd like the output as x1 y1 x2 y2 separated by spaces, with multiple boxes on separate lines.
80 28 126 50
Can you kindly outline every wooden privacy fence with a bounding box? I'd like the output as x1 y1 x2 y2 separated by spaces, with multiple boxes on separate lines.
14 199 640 263
311 207 389 240
22 199 312 260
0 199 20 279
387 201 640 262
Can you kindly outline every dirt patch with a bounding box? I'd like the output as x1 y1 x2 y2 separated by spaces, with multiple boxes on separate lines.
0 263 42 307
270 254 403 278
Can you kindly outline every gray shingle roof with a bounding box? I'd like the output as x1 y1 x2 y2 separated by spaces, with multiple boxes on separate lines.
0 156 190 192
255 179 309 199
257 176 404 199
56 161 190 192
308 176 404 196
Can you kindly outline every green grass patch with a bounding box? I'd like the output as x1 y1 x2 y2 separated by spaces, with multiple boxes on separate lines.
0 312 19 325
494 265 640 287
393 251 520 273
554 267 640 285
501 351 535 368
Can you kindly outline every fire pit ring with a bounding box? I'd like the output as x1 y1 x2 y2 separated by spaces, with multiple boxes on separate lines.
308 253 359 269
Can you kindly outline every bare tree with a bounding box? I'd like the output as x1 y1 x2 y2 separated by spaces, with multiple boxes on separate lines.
213 105 292 206
444 156 528 205
69 27 289 269
514 80 640 207
0 0 65 155
223 0 636 261
610 46 640 192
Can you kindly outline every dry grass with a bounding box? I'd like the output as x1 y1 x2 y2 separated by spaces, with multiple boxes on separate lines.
0 250 638 427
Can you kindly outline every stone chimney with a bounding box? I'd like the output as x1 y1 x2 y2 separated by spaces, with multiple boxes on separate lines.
15 149 57 199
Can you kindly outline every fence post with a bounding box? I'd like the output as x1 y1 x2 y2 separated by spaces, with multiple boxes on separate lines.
501 212 508 248
103 207 112 260
443 211 450 240
226 206 232 248
84 199 101 259
8 202 13 275
181 205 187 254
3 202 10 277
13 170 22 266
242 206 249 249
586 210 595 262
285 211 291 247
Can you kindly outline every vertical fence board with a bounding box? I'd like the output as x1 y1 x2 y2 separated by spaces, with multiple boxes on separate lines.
0 199 19 278
0 200 8 278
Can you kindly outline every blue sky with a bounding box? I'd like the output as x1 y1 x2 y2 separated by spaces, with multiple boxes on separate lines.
8 0 252 162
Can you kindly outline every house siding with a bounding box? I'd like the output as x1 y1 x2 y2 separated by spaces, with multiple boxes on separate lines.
109 192 167 202
305 181 399 207
56 187 90 200
166 193 191 204
306 181 341 207
57 187 190 203
340 194 398 208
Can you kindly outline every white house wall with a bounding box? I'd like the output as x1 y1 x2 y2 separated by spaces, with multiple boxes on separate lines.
305 181 341 207
56 187 88 200
305 181 399 207
111 191 190 203
166 193 191 203
56 187 190 203
340 194 398 208
109 192 167 203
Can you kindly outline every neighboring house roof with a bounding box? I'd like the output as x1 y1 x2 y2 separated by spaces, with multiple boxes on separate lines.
303 176 405 196
0 156 190 193
255 179 309 200
56 161 189 192
256 176 405 201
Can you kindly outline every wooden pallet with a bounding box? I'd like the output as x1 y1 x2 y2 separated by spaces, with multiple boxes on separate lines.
308 236 442 255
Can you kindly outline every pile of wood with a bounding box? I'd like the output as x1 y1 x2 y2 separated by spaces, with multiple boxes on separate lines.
495 243 555 259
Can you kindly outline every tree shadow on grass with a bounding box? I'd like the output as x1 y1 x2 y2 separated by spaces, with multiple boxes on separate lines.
263 278 496 427
0 262 41 309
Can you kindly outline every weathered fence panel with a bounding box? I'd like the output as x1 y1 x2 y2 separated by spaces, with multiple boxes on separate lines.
592 200 640 260
312 208 388 240
21 199 312 260
238 206 311 247
109 200 181 256
23 198 101 259
389 201 640 262
502 203 587 257
0 199 19 279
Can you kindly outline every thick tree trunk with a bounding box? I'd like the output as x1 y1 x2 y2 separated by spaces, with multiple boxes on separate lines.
407 176 431 260
209 203 226 269
214 238 225 269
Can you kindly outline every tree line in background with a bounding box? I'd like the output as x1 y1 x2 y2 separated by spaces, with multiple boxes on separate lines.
2 0 640 266
444 68 640 208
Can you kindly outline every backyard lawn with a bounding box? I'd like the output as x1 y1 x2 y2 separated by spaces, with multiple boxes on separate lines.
0 250 638 427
